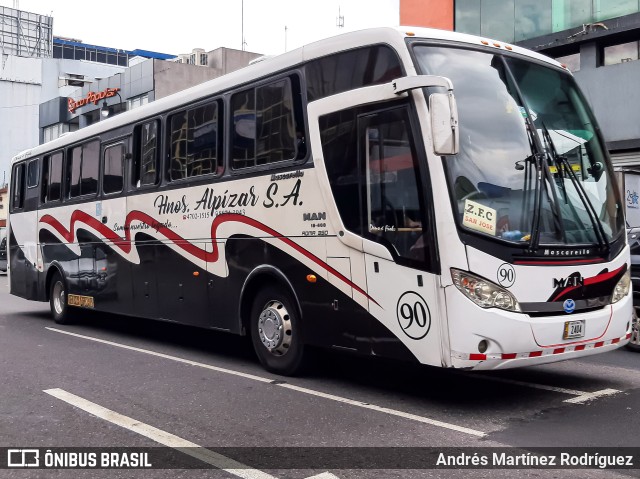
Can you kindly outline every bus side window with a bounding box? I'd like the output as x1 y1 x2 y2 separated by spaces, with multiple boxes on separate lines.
305 45 403 102
26 159 39 189
103 144 124 194
320 108 363 235
231 75 304 170
133 120 159 187
41 156 49 203
168 101 220 181
45 152 63 203
66 141 99 198
10 163 25 211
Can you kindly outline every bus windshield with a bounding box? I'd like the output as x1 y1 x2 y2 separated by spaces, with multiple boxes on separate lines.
412 45 624 248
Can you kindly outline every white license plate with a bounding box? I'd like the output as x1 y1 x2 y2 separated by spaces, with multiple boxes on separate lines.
563 320 585 339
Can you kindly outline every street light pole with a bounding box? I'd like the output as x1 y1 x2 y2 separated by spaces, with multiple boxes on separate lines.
100 91 124 120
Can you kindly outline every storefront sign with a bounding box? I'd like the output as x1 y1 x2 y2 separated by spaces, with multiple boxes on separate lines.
68 88 120 113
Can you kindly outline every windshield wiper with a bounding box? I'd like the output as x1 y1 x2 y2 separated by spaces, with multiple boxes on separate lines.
540 122 609 252
498 57 564 252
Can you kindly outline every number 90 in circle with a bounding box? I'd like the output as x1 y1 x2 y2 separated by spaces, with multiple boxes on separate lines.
396 292 431 340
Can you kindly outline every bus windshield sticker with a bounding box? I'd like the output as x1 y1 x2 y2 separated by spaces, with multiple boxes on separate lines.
463 199 497 236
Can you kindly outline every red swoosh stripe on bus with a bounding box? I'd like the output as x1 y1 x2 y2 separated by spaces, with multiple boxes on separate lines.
549 264 626 302
39 211 378 306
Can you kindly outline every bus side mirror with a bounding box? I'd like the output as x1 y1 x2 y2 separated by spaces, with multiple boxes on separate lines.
429 92 459 156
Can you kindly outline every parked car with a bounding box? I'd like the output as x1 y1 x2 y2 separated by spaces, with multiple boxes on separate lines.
0 237 6 273
627 228 640 351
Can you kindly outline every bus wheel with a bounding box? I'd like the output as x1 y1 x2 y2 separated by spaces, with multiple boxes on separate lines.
627 309 640 352
250 287 305 375
50 272 73 324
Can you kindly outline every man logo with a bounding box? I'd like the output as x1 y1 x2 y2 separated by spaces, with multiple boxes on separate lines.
563 299 576 314
553 276 584 288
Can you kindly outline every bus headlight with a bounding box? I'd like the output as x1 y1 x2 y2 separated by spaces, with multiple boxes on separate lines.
451 269 521 312
611 270 631 304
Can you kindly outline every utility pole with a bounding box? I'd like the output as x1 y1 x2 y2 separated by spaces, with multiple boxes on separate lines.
284 25 288 52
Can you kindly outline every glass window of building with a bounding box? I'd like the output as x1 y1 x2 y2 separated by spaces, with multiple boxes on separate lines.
594 0 639 21
455 0 481 35
515 0 552 41
127 95 149 111
43 123 78 143
604 41 639 65
551 0 592 32
481 0 515 42
556 52 581 71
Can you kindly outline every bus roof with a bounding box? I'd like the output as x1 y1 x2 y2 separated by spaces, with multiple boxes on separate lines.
12 26 562 164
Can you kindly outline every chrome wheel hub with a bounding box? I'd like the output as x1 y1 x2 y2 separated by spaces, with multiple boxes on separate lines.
257 300 292 356
53 281 65 315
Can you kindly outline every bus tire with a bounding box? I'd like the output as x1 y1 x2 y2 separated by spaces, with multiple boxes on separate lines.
50 272 73 324
250 286 305 375
627 309 640 352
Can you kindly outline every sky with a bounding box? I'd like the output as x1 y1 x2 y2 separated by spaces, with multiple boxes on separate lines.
3 0 401 56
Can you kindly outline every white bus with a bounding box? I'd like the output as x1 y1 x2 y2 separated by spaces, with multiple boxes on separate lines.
8 27 632 374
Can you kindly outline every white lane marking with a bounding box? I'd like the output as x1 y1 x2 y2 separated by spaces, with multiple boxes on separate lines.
469 374 621 404
304 474 341 479
279 383 485 437
45 327 272 384
563 388 621 404
43 388 277 479
46 327 486 437
472 375 587 396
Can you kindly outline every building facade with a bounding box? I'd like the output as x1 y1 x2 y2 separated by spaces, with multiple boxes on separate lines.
400 0 640 168
39 47 262 143
1 5 261 184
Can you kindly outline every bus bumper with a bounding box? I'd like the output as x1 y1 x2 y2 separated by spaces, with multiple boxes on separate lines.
445 287 633 370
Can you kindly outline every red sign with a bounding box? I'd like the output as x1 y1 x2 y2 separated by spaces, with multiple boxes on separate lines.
68 88 120 113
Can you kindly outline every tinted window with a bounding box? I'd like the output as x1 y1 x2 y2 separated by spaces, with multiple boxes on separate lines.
45 152 63 202
320 109 362 234
103 144 124 194
305 46 402 102
27 159 39 188
68 147 82 198
321 107 430 265
232 89 256 169
82 141 99 196
169 102 219 181
232 78 299 169
11 163 25 211
67 141 99 198
363 109 427 263
135 121 159 186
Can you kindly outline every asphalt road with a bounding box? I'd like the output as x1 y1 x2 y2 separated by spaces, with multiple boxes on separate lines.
1 272 639 478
